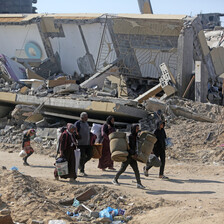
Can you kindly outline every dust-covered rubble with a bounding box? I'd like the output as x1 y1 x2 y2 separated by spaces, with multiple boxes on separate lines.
0 168 177 224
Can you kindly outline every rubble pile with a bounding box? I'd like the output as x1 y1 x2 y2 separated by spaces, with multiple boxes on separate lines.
165 97 223 121
0 168 176 224
0 78 23 93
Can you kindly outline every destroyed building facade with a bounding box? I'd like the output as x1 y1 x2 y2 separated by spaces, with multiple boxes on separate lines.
0 12 223 124
0 13 220 95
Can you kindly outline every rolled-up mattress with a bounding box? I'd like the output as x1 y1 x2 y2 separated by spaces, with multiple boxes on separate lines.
138 132 157 157
110 138 128 153
135 153 148 164
111 150 129 162
109 132 126 140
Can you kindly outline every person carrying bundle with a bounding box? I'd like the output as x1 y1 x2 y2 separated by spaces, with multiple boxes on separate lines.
112 124 145 189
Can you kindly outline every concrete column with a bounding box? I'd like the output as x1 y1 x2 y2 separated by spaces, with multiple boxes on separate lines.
138 0 153 14
177 27 194 97
195 61 208 103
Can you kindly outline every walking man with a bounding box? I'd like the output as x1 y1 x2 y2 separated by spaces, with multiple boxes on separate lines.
74 112 92 176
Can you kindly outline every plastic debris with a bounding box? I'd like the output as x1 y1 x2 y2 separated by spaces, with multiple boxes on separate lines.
10 166 18 171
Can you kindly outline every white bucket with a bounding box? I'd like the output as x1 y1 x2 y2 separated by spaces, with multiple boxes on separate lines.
55 161 68 176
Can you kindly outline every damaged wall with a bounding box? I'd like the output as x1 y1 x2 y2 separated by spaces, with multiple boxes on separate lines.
0 13 221 101
50 22 108 75
0 24 47 60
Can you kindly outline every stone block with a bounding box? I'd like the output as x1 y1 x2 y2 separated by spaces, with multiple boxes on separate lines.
53 84 79 94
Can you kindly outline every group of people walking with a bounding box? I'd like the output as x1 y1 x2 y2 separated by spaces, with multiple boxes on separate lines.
21 110 168 188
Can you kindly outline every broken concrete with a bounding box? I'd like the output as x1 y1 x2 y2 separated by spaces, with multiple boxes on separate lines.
53 83 79 94
145 97 215 123
36 128 57 139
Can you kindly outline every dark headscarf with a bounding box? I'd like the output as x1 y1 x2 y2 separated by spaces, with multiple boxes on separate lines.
156 120 164 129
103 116 115 135
106 116 114 127
131 124 139 136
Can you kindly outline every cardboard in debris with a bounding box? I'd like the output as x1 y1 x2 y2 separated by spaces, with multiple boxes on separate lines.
47 76 76 88
76 188 97 202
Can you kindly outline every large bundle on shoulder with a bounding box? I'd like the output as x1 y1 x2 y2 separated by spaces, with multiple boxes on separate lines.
109 132 129 162
136 131 157 163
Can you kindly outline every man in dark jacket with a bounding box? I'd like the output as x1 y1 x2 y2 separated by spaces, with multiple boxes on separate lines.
144 120 168 180
112 124 145 189
74 112 92 177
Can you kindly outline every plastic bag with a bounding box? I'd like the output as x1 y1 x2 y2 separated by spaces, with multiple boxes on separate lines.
147 154 161 167
99 207 119 221
19 149 27 158
165 138 173 148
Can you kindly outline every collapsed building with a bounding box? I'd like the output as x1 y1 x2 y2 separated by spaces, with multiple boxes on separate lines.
0 10 223 127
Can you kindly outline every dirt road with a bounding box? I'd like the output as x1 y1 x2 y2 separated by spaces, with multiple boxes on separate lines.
0 150 224 224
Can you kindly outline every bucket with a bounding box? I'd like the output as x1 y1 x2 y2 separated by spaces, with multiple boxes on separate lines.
55 161 68 176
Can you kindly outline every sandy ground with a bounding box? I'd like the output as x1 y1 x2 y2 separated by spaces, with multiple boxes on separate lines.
0 150 224 224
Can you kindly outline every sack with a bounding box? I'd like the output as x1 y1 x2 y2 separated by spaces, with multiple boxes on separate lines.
147 154 161 167
55 158 68 176
19 150 27 158
91 123 102 142
92 143 103 159
110 138 128 153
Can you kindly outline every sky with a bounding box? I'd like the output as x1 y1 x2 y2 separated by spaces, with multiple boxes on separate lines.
36 0 224 24
36 0 224 16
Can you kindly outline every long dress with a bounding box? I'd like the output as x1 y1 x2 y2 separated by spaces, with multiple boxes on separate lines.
98 124 115 169
56 130 77 179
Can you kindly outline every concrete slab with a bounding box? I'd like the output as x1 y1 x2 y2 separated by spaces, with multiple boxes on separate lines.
198 30 210 57
210 47 224 76
8 93 148 122
134 84 163 103
53 83 79 94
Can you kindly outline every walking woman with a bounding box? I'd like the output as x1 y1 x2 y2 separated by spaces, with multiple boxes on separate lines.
54 123 78 183
22 129 36 166
98 116 116 171
112 124 145 189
